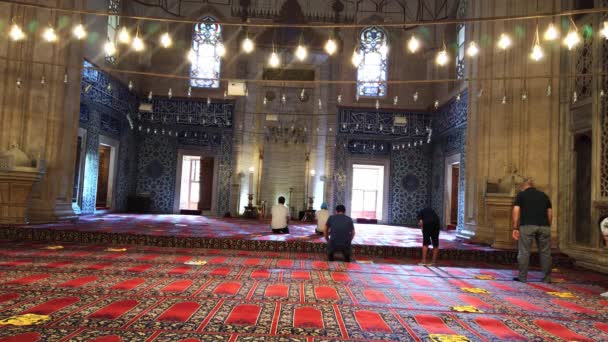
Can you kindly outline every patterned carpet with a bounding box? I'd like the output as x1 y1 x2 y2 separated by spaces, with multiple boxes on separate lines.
0 240 606 341
17 214 480 249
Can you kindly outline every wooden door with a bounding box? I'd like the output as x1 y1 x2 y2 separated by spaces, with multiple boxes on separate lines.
450 165 459 225
198 157 214 211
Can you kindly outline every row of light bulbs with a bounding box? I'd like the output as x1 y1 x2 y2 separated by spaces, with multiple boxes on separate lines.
9 19 607 68
397 20 608 68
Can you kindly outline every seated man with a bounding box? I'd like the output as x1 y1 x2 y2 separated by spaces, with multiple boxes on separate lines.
315 202 330 235
270 196 290 234
324 205 355 262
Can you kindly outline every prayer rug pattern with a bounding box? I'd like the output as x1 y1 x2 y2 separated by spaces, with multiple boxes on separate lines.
0 240 605 341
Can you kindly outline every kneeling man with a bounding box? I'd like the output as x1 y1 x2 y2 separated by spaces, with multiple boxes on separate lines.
325 205 355 262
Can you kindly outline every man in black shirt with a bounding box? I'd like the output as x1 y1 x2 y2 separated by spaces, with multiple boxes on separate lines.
417 207 440 266
325 205 355 262
512 178 553 283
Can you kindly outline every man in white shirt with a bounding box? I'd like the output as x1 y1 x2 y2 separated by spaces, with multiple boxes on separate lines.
271 196 290 234
315 202 330 235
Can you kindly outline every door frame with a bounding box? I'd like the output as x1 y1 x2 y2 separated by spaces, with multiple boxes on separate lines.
346 157 390 224
98 135 120 211
72 128 87 213
174 149 219 215
444 153 460 226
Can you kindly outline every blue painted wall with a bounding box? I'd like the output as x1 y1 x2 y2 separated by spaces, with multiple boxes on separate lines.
430 91 468 231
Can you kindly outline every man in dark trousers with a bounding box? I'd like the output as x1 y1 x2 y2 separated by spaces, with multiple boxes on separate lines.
417 207 441 266
512 178 553 283
324 205 355 262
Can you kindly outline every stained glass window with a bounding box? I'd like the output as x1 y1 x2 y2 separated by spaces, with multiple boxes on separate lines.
456 24 466 79
357 26 388 98
106 0 120 64
190 17 222 88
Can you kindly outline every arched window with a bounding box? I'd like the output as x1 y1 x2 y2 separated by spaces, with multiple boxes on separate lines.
105 0 120 64
190 17 222 88
456 24 466 79
357 26 388 97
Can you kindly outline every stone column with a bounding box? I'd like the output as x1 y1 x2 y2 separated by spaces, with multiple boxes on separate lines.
461 0 562 246
0 1 84 223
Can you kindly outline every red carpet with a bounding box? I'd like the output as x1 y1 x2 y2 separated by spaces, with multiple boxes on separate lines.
12 213 488 249
0 240 606 341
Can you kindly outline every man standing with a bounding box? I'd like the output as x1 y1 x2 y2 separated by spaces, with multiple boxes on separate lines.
512 178 553 283
271 196 290 234
417 207 441 266
324 205 355 262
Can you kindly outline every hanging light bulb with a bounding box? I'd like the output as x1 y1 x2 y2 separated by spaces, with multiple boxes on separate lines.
216 43 226 57
16 77 22 88
132 32 145 52
436 45 449 66
118 27 130 44
128 80 133 91
544 23 559 41
64 73 68 84
413 91 419 102
375 100 380 109
456 93 461 101
563 21 581 51
224 90 228 98
318 98 323 110
497 33 512 50
9 23 26 41
530 43 544 61
572 91 578 103
337 94 342 104
148 91 153 101
268 51 280 68
407 35 420 53
160 32 172 48
104 40 117 56
207 97 211 105
466 41 479 57
187 49 196 63
242 37 254 53
72 24 87 40
521 90 528 101
351 49 362 67
325 38 337 55
281 93 286 104
168 88 172 99
263 96 267 106
393 96 398 105
40 75 45 86
187 86 192 97
601 89 606 97
106 83 112 92
42 26 58 42
530 27 544 61
434 100 439 109
356 93 360 102
502 94 507 104
295 45 308 61
602 21 608 39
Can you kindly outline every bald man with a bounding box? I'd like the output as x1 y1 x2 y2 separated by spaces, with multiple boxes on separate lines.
512 178 553 283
